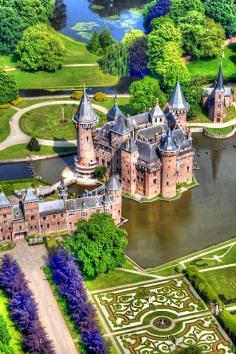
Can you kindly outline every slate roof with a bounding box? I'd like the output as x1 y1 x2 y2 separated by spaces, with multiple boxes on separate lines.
13 205 24 220
73 88 98 124
107 95 124 121
0 191 12 208
159 129 179 153
215 62 224 91
66 195 110 211
138 125 167 141
130 112 150 127
168 82 189 112
121 137 138 153
105 176 121 191
110 114 129 135
22 189 38 204
150 105 164 119
39 200 65 216
136 140 159 163
172 129 191 150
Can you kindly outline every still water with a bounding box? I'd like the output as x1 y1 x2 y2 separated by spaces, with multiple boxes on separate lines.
55 0 146 42
32 133 236 268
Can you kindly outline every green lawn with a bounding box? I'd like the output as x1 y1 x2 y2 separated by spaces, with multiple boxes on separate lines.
188 44 236 81
0 108 14 142
201 268 236 300
14 66 119 90
205 126 234 135
85 269 152 292
0 178 51 195
0 144 76 160
0 290 23 353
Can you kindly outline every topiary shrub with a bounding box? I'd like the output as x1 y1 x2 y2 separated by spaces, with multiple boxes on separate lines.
27 137 40 152
10 97 24 106
71 91 83 100
94 92 107 102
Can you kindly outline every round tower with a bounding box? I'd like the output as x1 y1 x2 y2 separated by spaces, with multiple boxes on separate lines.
105 175 122 224
73 88 98 178
160 129 179 198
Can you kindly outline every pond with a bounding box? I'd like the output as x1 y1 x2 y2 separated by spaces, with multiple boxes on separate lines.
31 133 236 268
54 0 147 42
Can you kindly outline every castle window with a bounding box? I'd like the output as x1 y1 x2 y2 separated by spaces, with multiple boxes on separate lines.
43 217 46 221
187 166 190 172
3 221 7 225
7 236 10 240
19 226 22 230
87 137 89 142
53 215 56 219
31 216 35 220
35 225 37 229
61 214 64 217
153 179 157 184
3 214 6 218
47 224 50 228
57 222 60 226
167 182 169 186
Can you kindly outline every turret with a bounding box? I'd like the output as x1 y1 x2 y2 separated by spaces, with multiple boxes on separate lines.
150 99 165 125
107 94 124 122
159 129 179 198
105 175 122 224
209 62 225 123
22 189 40 234
167 82 189 129
73 88 98 177
0 191 13 241
120 137 139 195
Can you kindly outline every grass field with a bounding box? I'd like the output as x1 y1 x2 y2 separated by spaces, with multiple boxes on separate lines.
0 144 76 160
0 108 15 142
205 126 234 135
188 44 236 81
0 178 51 195
0 290 23 353
201 268 236 300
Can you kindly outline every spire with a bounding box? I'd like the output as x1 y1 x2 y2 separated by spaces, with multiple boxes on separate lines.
215 62 224 91
22 189 38 204
0 191 12 208
105 175 121 191
73 88 98 124
107 94 124 122
111 113 129 135
159 129 179 153
168 81 189 112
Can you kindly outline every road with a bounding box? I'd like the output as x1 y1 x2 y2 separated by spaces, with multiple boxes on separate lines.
1 241 78 354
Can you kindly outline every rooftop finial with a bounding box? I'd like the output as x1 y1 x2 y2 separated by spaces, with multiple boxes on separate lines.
215 61 224 92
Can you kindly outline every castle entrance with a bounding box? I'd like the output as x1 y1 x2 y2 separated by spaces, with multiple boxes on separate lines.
14 232 26 240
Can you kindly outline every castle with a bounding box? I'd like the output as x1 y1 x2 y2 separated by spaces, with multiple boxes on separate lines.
0 176 122 242
74 82 195 199
203 62 234 123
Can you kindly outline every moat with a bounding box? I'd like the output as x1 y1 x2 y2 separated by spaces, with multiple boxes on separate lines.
28 133 236 268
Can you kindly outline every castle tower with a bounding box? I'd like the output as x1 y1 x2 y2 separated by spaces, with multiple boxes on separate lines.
105 175 122 224
22 189 41 234
168 82 189 129
73 88 98 178
209 62 225 123
120 137 139 195
0 191 13 241
160 129 179 198
150 99 165 125
107 94 124 122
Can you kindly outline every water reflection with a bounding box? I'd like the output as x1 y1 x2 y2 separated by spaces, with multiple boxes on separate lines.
31 134 236 268
52 0 67 31
88 0 147 17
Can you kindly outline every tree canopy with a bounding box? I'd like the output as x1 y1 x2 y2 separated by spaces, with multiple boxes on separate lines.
16 24 66 72
130 37 148 78
144 0 172 32
63 213 128 279
99 42 130 77
122 29 145 48
0 71 18 105
169 0 205 23
129 76 167 114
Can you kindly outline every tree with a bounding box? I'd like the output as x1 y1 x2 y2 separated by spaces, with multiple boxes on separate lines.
130 37 148 78
16 23 66 72
99 43 130 77
0 6 25 54
203 0 236 36
147 17 182 72
155 42 191 90
144 0 172 32
129 76 166 114
64 213 128 279
94 166 107 179
0 316 10 345
180 11 225 59
27 137 41 152
51 0 67 31
99 28 114 49
88 31 100 54
182 78 204 120
122 29 144 48
169 0 205 23
0 71 18 105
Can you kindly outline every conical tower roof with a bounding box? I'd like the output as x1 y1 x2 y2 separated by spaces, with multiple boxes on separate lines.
168 82 189 112
0 191 12 208
73 88 98 124
111 113 129 136
22 189 38 204
215 62 224 92
159 129 179 153
105 175 121 191
107 94 124 121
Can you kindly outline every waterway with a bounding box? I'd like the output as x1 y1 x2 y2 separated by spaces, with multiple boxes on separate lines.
30 133 236 268
53 0 146 42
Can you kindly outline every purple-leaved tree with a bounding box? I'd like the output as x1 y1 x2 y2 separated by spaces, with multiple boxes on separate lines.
145 0 172 33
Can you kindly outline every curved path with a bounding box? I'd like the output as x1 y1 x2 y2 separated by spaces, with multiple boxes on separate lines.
0 100 108 150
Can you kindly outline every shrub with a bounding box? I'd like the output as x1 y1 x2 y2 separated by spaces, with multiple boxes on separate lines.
219 309 236 342
71 91 83 100
0 315 10 345
94 166 107 179
48 249 109 353
27 137 40 152
0 103 10 109
10 97 24 106
0 70 18 105
94 92 107 102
